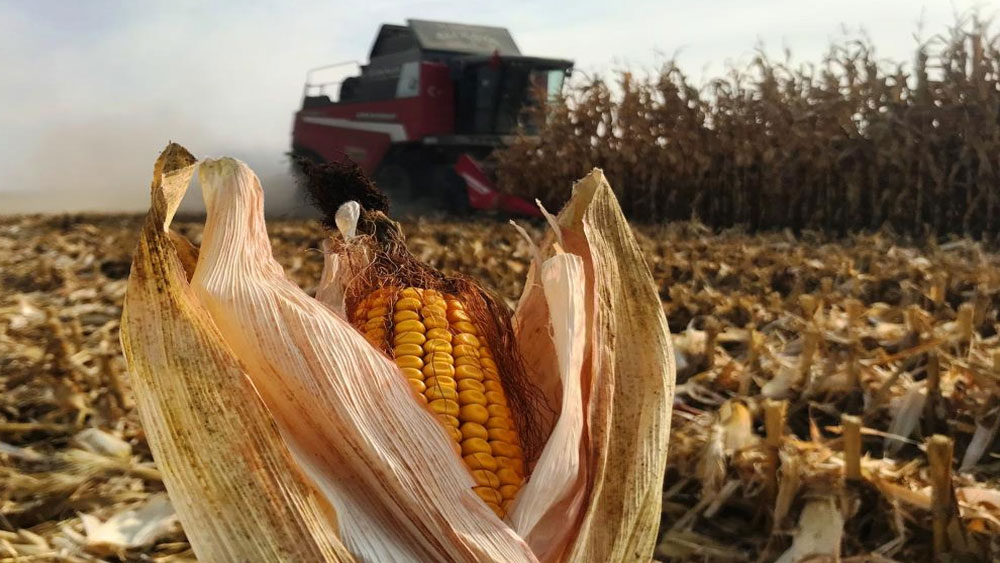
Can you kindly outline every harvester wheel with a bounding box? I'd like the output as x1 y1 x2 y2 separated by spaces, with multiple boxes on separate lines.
438 167 471 216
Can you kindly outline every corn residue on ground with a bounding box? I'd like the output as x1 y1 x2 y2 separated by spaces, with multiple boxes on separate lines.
2 214 999 561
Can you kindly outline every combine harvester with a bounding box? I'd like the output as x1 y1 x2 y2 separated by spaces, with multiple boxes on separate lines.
291 19 573 215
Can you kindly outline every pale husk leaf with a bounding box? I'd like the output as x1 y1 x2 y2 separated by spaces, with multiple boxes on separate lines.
509 252 588 560
556 170 675 562
774 495 843 563
189 158 537 562
120 143 353 562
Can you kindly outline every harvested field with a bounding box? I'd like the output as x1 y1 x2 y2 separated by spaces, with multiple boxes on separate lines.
2 213 1000 561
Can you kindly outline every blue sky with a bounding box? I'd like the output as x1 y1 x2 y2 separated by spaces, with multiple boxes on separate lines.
0 0 993 213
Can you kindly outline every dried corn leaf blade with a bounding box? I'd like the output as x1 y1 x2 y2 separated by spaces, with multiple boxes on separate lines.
551 170 676 562
189 158 536 562
120 144 353 562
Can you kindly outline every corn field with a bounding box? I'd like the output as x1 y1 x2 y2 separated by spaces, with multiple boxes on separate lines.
497 18 1000 239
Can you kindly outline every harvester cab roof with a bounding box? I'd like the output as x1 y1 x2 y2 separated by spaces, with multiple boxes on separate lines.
292 19 572 216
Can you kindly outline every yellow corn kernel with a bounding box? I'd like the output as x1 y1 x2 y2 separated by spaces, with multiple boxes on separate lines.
455 356 481 367
461 438 492 456
480 357 498 371
452 321 479 335
483 380 503 393
393 310 420 323
407 379 427 394
422 362 455 377
495 456 524 475
499 484 520 500
425 328 453 342
395 297 422 311
367 306 389 319
437 414 460 428
400 367 425 380
424 386 459 402
423 339 453 354
423 352 455 366
399 287 423 299
488 428 518 443
459 404 490 424
393 343 424 357
453 344 479 358
464 453 499 472
420 306 446 319
455 365 484 380
473 487 502 505
486 416 511 430
429 399 460 417
471 470 501 488
458 389 488 406
496 468 522 486
484 390 508 406
487 404 511 418
363 328 386 341
490 441 522 459
395 355 424 370
447 308 472 323
393 331 426 345
456 379 485 392
460 422 489 440
446 425 462 442
423 317 450 330
454 333 480 347
424 297 446 308
394 319 425 333
424 375 457 389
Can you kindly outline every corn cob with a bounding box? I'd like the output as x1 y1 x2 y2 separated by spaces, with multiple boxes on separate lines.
350 286 525 518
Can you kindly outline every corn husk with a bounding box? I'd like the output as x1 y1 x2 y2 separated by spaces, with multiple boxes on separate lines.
120 145 353 561
514 171 675 562
120 146 673 562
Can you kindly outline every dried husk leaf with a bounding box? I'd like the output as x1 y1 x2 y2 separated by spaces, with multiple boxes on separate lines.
563 170 674 562
189 158 536 562
774 495 843 563
516 169 675 562
120 144 353 562
510 252 588 560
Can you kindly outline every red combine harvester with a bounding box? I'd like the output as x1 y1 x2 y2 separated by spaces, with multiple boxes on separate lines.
291 19 573 215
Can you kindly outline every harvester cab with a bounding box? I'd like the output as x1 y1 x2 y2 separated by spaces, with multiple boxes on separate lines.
291 19 573 215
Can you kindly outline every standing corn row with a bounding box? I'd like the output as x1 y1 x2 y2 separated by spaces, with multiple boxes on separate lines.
350 286 525 518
